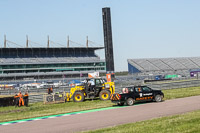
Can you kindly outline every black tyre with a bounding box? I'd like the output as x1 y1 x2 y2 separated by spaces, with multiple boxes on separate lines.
126 98 135 106
73 91 85 102
117 103 124 106
46 95 53 102
99 90 111 101
154 95 163 102
15 98 19 107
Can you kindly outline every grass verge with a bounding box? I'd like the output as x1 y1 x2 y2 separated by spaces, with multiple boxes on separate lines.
83 109 200 133
0 86 200 123
0 99 113 122
162 87 200 100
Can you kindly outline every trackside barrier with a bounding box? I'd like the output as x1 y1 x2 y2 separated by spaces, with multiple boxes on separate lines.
115 79 200 90
1 79 200 103
29 94 44 103
0 86 71 95
43 92 66 104
0 97 15 107
146 80 200 90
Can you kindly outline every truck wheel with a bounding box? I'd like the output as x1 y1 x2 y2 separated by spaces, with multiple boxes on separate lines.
117 103 124 106
126 98 135 106
99 90 111 101
73 92 85 102
155 95 163 102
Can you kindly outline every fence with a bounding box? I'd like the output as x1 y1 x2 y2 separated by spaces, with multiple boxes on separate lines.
29 94 44 103
0 86 71 95
146 80 200 90
115 78 200 90
1 79 200 103
0 86 71 104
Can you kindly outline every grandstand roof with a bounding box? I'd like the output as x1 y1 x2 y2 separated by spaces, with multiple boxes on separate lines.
0 47 104 51
0 47 104 58
128 57 200 72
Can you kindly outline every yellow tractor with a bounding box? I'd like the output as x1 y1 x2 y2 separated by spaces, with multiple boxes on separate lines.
65 78 115 102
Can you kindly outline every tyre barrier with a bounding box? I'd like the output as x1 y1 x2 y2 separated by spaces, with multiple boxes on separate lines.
46 95 53 102
43 93 65 104
0 97 15 107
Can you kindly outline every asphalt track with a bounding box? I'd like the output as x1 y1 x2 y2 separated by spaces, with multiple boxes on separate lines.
1 95 200 133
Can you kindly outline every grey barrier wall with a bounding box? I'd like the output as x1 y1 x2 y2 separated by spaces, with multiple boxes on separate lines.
29 94 44 103
1 79 200 103
0 86 71 95
115 79 200 90
145 80 200 90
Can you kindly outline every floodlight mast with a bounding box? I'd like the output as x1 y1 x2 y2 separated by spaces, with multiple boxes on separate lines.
102 7 115 76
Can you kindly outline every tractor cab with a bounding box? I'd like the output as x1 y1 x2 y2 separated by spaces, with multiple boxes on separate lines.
83 78 105 96
85 78 105 86
66 77 115 102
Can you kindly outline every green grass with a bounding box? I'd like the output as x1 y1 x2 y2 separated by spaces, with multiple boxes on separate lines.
0 99 113 122
0 86 200 123
84 110 200 133
162 87 200 100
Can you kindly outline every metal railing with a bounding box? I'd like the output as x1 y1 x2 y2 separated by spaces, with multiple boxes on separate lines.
146 80 200 90
29 94 44 103
1 79 200 103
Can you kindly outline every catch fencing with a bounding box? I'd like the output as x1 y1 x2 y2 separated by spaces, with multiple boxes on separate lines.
146 80 200 90
29 94 44 103
115 79 200 90
0 86 71 103
1 79 200 103
0 86 71 95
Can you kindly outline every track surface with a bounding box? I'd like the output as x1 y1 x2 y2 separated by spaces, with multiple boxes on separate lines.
1 96 200 133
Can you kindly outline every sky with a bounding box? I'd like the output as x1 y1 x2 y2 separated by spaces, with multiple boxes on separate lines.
0 0 200 72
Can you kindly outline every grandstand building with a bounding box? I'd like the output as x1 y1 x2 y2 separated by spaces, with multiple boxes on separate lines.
128 57 200 76
0 47 106 80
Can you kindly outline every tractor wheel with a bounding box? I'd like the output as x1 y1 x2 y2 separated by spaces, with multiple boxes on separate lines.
99 90 111 101
73 91 85 102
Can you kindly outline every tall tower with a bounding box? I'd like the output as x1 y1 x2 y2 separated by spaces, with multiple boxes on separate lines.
102 7 115 74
